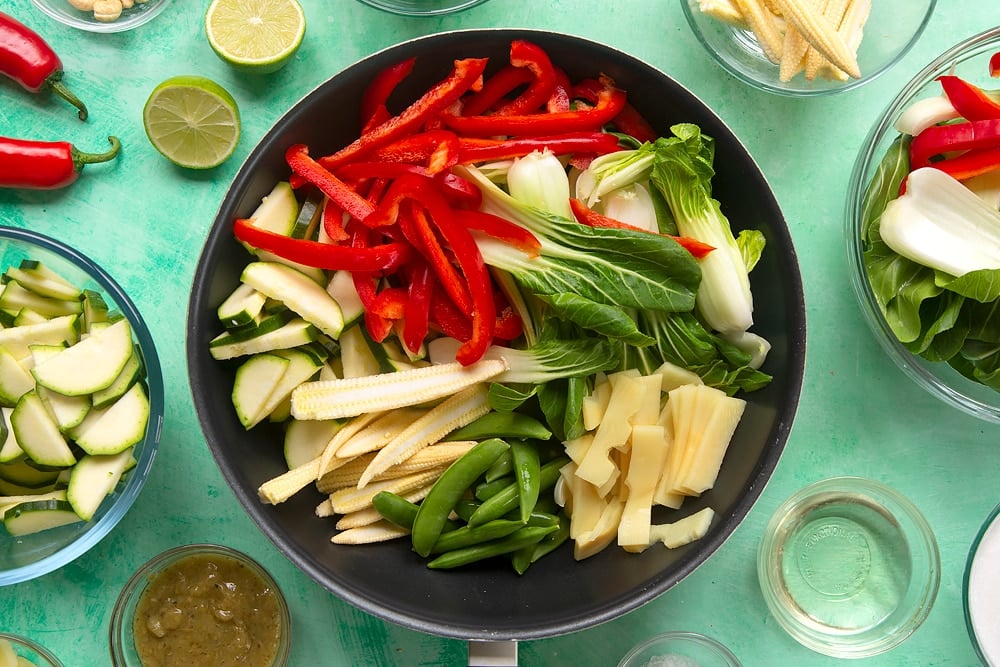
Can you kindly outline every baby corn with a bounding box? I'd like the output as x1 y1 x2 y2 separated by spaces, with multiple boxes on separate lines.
774 0 860 78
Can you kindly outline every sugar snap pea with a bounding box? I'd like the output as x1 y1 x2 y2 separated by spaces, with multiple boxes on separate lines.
430 519 523 554
410 437 509 557
475 474 513 501
512 514 571 575
372 491 460 533
445 411 553 442
453 498 480 523
468 455 569 527
426 525 558 570
484 448 514 483
510 440 540 523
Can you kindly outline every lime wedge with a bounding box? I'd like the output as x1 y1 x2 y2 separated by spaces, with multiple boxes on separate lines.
205 0 306 74
143 75 241 170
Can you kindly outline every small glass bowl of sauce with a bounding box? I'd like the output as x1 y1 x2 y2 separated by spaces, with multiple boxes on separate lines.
0 632 64 667
757 477 939 658
109 544 291 667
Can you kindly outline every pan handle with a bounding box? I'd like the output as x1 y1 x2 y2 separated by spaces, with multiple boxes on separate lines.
468 640 518 666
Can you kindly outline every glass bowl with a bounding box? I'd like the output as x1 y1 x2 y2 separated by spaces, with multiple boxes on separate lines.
680 0 936 96
109 543 291 666
356 0 489 16
964 502 1000 666
618 631 741 667
757 477 940 658
0 226 163 586
30 0 172 33
846 27 1000 423
0 632 64 667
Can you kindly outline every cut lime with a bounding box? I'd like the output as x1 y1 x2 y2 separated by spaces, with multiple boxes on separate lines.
143 75 241 170
205 0 306 74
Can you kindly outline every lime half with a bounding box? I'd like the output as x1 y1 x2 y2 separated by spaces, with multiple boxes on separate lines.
205 0 306 74
143 75 241 170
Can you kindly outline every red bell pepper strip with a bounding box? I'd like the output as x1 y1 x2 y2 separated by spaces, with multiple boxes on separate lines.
457 132 621 163
371 286 408 320
0 135 119 190
368 130 461 172
361 56 416 128
346 224 395 342
429 290 473 342
492 40 558 116
492 288 523 341
402 259 434 355
910 118 1000 169
568 198 715 259
232 218 410 272
436 171 482 209
459 64 534 116
938 75 1000 121
458 210 541 257
321 198 349 242
990 51 1000 78
0 12 88 120
546 67 572 113
925 145 1000 181
286 144 376 223
319 57 488 170
442 76 627 137
572 77 657 143
337 161 428 182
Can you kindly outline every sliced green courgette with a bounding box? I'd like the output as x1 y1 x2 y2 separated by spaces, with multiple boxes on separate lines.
4 265 82 302
0 314 79 358
12 308 47 327
3 499 82 536
231 353 290 429
82 289 109 328
31 318 133 396
11 391 76 468
241 261 345 339
325 269 364 328
208 318 317 360
0 488 66 518
217 282 268 331
339 324 381 379
0 345 35 408
73 383 149 456
66 447 132 521
0 408 20 463
283 418 341 469
37 385 91 432
0 281 82 319
0 458 60 488
91 345 142 409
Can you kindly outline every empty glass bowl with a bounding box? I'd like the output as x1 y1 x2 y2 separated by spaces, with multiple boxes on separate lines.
356 0 489 16
846 27 1000 423
30 0 172 33
618 632 741 667
757 477 940 658
0 226 163 586
680 0 936 96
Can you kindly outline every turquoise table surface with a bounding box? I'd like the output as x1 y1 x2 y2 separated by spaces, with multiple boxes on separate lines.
1 0 997 665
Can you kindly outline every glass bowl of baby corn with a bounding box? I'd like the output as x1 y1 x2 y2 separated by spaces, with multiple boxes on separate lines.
681 0 936 96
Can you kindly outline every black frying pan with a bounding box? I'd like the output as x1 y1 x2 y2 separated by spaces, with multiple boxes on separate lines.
186 29 806 644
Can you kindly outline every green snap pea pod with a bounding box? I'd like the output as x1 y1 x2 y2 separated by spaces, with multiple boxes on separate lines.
484 448 514 483
430 519 523 554
502 507 560 527
445 411 553 442
468 455 569 527
475 474 513 501
510 440 540 524
528 513 570 564
410 438 510 557
373 491 460 532
453 498 480 523
426 525 558 570
510 544 534 575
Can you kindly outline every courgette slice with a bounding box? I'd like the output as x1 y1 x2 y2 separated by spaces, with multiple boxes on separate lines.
241 261 345 339
2 499 82 536
82 289 109 328
284 418 341 469
66 447 132 521
208 318 317 360
12 308 47 327
0 314 79 358
31 318 134 396
0 488 66 518
339 325 382 378
37 385 91 431
91 345 142 409
0 407 21 463
73 383 149 456
11 391 76 468
217 283 268 331
4 265 82 301
325 270 365 328
253 348 325 426
0 345 35 407
0 458 61 488
231 353 290 429
0 281 82 319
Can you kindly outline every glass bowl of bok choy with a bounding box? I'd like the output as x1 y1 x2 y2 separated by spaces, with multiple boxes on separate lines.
846 26 1000 422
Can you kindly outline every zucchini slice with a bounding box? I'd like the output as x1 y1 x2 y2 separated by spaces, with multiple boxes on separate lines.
2 499 82 536
66 448 132 521
241 261 344 339
11 391 76 468
231 353 290 429
31 318 134 396
73 383 150 456
208 318 317 360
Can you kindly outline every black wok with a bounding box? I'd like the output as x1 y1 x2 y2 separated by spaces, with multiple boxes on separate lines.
186 29 806 643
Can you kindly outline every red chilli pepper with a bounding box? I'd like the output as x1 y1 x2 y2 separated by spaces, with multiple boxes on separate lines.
938 75 1000 121
0 12 88 120
457 132 621 163
910 118 1000 169
319 57 488 170
0 135 119 190
568 198 715 259
361 56 416 129
492 40 558 116
443 76 627 137
232 218 410 273
286 144 376 223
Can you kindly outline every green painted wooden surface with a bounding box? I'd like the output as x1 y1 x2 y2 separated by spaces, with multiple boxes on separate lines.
0 1 996 665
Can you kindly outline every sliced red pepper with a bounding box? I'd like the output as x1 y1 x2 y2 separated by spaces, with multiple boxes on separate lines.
319 57 488 170
568 198 715 259
457 132 621 163
347 225 395 342
232 218 409 272
546 67 572 113
436 171 482 209
371 286 408 320
337 161 428 182
990 51 1000 78
368 129 460 172
458 209 541 257
492 287 523 341
442 75 627 137
572 77 657 143
321 198 349 242
429 290 472 342
459 64 534 116
926 145 1000 181
910 118 1000 169
402 259 434 355
938 75 1000 121
492 40 557 115
286 144 375 223
361 56 416 128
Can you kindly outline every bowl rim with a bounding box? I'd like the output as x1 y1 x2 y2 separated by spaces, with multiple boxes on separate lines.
29 0 172 34
963 501 1000 667
356 0 490 16
845 26 1000 423
108 542 292 667
616 630 742 667
0 225 164 586
679 0 938 97
0 631 64 667
187 27 806 641
757 476 941 658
